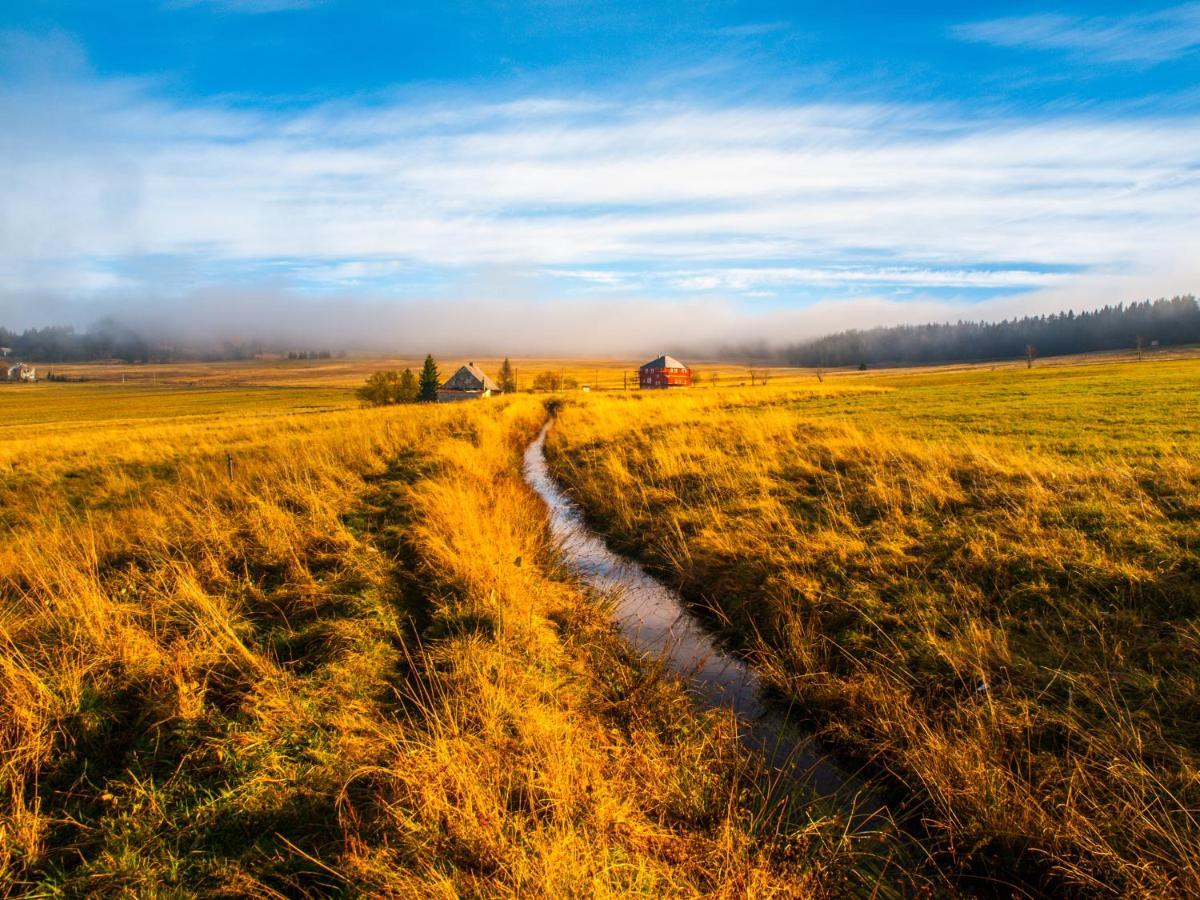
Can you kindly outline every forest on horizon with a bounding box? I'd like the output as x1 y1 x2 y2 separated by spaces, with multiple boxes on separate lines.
784 295 1200 368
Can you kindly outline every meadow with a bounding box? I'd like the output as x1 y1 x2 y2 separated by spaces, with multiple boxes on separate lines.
0 367 893 896
5 351 1197 896
547 356 1200 895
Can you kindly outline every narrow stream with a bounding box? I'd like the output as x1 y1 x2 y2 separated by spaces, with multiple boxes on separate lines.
522 421 878 807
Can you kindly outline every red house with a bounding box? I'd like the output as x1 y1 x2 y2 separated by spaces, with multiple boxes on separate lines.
638 355 692 389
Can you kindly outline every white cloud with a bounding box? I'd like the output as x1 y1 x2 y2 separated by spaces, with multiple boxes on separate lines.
5 88 1196 272
954 4 1200 64
552 269 630 287
666 266 1069 292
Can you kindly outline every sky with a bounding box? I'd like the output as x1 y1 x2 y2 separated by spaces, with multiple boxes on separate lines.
2 1 1199 353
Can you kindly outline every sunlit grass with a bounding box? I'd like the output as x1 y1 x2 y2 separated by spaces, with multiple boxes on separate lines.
11 351 1191 892
0 369 885 894
549 355 1200 894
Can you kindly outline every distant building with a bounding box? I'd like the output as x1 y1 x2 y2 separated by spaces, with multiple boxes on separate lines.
438 362 501 402
638 355 692 389
6 363 36 383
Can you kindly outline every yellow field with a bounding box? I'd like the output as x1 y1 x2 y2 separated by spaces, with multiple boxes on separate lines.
0 368 892 895
4 352 1198 894
548 356 1200 894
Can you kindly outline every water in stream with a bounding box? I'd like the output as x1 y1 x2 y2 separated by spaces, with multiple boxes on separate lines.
522 421 875 804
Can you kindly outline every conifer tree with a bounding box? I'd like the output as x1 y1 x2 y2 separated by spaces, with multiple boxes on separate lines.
497 357 516 393
417 354 440 402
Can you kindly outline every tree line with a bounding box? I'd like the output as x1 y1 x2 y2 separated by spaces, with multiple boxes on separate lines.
0 321 278 363
783 295 1200 368
0 320 353 364
286 350 336 360
0 323 158 363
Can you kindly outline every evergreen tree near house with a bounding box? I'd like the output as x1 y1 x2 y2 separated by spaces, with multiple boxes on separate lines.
497 357 517 393
418 354 440 402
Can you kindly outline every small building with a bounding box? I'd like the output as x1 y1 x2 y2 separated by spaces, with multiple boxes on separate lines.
437 362 501 402
638 354 692 389
6 363 36 383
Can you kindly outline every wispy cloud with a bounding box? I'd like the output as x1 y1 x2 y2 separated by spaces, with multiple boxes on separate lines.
665 266 1069 293
712 21 792 38
163 0 323 14
954 4 1200 64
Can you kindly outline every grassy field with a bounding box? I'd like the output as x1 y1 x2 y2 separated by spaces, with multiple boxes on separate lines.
0 369 896 895
5 352 1197 895
548 357 1200 895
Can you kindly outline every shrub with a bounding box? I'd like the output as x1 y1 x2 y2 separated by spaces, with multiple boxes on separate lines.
356 368 418 406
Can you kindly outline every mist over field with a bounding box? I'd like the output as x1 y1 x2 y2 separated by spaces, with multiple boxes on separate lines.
7 272 1199 358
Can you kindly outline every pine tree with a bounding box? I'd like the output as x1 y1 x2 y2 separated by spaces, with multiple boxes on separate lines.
497 357 516 393
418 354 440 402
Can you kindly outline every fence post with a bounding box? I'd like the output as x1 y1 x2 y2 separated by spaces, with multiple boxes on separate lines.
227 451 234 482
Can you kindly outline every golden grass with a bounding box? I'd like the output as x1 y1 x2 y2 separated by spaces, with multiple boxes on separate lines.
548 358 1200 895
0 375 883 894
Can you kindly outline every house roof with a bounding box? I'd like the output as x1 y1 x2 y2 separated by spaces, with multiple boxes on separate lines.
639 355 688 371
440 362 500 392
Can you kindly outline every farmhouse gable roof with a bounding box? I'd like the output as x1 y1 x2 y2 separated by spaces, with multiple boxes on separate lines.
441 362 500 393
639 355 688 371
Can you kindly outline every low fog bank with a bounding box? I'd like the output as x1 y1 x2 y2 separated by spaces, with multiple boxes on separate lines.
3 277 1194 362
1 290 919 360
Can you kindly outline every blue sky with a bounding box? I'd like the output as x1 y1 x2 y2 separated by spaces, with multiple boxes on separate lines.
2 1 1199 351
